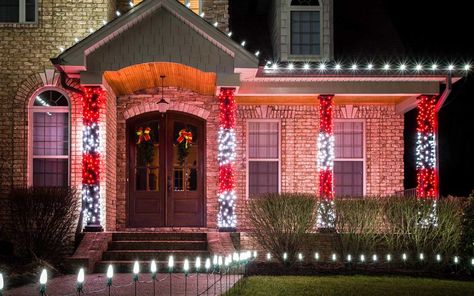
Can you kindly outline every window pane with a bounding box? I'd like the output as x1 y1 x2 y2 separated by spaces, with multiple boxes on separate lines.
0 0 19 22
33 112 69 156
249 161 278 196
34 90 69 107
334 161 363 197
248 122 279 159
25 0 35 22
33 159 68 187
335 122 363 159
290 11 320 55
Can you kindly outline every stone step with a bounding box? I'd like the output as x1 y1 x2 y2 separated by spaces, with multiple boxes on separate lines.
94 260 197 274
109 240 208 251
111 232 207 242
102 250 211 261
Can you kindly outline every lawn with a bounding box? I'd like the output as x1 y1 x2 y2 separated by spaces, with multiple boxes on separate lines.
225 275 474 296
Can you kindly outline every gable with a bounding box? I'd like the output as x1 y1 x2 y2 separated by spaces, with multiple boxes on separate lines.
52 0 258 84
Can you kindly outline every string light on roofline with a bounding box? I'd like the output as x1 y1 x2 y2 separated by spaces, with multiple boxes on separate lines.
334 63 342 71
319 62 327 71
241 40 246 47
288 63 294 70
227 31 232 37
200 12 205 17
255 50 260 57
383 63 390 70
464 64 471 71
213 21 218 27
367 63 374 70
129 1 134 7
115 10 121 16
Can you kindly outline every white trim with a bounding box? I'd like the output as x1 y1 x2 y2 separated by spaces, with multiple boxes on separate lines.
28 87 71 187
0 0 38 24
286 5 323 61
246 119 281 199
333 119 366 196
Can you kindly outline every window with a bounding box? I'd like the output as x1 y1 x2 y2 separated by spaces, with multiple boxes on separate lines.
334 121 364 197
291 0 320 5
30 90 70 187
290 10 321 56
0 0 37 23
248 121 280 196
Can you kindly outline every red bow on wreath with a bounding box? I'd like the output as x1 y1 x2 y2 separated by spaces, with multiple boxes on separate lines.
136 127 151 144
177 129 193 148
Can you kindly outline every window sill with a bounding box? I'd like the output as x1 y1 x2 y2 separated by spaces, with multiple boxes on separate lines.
0 22 38 28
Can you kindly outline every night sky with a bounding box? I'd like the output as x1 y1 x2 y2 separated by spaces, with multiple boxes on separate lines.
229 0 474 196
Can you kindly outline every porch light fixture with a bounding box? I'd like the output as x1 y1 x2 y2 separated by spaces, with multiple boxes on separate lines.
183 259 190 275
156 75 169 113
205 258 211 270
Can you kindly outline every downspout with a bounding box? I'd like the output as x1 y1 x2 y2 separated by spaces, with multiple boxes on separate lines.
434 73 453 198
50 58 84 96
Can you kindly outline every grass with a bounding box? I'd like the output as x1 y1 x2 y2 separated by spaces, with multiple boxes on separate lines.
225 275 474 296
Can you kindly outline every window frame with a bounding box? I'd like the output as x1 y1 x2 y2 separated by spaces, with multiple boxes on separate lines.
286 4 323 60
246 119 282 198
28 87 71 187
0 0 38 24
333 119 366 197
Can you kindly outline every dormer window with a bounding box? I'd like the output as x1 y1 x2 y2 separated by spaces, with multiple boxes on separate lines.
289 0 321 57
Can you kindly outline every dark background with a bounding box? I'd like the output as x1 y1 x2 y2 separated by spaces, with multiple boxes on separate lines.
229 0 474 196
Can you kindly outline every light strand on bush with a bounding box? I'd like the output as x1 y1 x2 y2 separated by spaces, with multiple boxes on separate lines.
317 95 335 228
217 88 237 229
81 86 105 230
416 95 438 199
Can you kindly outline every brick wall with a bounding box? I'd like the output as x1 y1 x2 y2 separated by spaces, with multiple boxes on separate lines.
235 104 404 230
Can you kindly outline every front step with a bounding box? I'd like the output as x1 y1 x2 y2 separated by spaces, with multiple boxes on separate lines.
102 250 210 261
109 240 207 250
95 232 210 273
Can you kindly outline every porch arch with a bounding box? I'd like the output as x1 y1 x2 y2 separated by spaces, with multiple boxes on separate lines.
123 101 211 121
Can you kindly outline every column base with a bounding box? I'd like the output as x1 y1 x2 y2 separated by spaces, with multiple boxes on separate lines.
83 225 104 232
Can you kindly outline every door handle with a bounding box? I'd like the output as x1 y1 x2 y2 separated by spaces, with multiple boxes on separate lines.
167 175 172 193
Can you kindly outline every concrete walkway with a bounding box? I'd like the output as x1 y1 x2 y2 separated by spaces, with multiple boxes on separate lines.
4 273 241 296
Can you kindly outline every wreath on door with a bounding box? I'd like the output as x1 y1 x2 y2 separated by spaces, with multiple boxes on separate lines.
136 127 154 164
176 128 193 164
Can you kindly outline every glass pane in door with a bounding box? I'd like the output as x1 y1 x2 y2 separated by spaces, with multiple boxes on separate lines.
135 121 160 191
173 122 198 192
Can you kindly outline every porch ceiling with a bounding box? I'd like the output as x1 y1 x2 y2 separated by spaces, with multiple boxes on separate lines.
103 62 216 96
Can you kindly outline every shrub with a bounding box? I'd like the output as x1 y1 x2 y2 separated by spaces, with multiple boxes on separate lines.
247 193 317 265
334 197 384 256
460 192 474 257
9 187 79 265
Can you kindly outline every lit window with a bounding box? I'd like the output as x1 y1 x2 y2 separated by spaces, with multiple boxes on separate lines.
334 121 364 197
30 90 70 187
248 121 280 196
0 0 37 23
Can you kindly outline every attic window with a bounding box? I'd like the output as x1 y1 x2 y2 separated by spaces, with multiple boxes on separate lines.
291 0 320 6
0 0 37 23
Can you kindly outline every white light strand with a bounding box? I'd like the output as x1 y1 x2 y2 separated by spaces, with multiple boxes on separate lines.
217 190 237 228
317 133 335 171
317 199 335 228
217 128 236 165
82 185 101 226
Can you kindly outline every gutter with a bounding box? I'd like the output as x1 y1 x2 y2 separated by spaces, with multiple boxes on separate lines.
435 72 453 112
50 57 84 96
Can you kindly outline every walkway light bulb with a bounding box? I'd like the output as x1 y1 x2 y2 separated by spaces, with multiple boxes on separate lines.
106 265 114 284
454 256 459 264
168 256 175 271
39 269 47 294
77 268 85 284
266 253 272 261
360 254 365 262
419 253 424 261
402 253 407 261
314 252 320 261
89 28 94 33
151 260 157 278
471 258 474 266
102 19 107 25
213 255 218 266
283 252 288 261
331 253 337 262
205 258 211 270
183 259 190 275
386 254 392 262
372 254 377 262
195 257 202 270
436 254 441 262
347 254 352 262
218 256 223 267
298 253 303 261
133 261 140 275
0 273 4 291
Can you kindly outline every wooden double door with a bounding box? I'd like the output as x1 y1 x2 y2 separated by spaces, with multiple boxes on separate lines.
128 112 205 227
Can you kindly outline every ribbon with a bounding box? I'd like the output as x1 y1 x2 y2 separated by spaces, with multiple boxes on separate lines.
177 128 193 148
136 127 151 144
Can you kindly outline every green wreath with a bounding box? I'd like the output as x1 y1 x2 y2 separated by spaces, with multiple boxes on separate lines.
136 127 154 164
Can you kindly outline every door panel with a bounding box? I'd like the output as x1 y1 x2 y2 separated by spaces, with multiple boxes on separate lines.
128 112 205 227
129 119 165 227
167 115 204 226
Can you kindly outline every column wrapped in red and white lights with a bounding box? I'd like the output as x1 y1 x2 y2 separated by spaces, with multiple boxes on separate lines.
416 95 438 199
317 95 335 228
81 86 105 231
217 88 237 230
416 95 438 227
